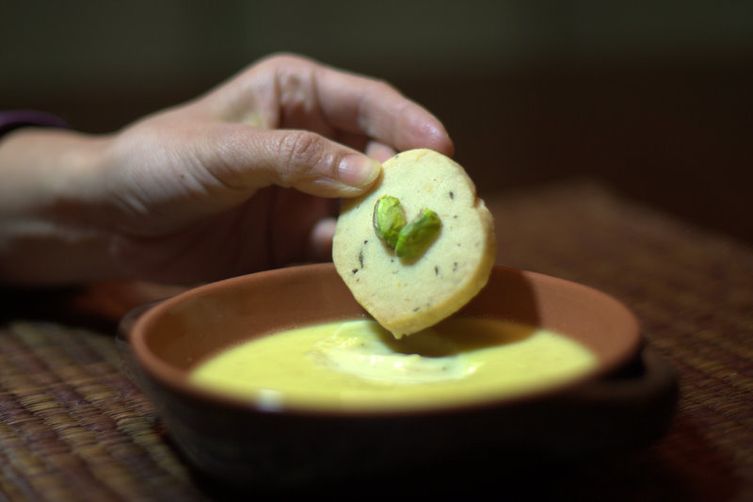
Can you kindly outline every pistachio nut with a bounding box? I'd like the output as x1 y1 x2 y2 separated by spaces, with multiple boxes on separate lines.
373 195 407 249
395 208 441 260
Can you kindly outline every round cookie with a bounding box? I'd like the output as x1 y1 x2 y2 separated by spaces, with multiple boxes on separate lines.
333 148 496 337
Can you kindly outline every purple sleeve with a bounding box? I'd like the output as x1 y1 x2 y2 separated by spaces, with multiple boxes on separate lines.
0 110 69 138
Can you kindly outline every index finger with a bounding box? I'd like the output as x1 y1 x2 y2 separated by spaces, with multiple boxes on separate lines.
313 63 454 155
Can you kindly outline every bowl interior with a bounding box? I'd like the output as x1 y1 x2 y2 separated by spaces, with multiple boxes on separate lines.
130 264 641 409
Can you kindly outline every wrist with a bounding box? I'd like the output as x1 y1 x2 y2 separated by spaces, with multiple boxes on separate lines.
0 127 112 219
0 128 120 284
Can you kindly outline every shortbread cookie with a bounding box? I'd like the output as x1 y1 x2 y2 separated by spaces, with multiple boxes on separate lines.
333 149 495 337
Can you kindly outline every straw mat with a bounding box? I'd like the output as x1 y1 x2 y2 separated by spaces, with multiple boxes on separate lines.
1 180 751 500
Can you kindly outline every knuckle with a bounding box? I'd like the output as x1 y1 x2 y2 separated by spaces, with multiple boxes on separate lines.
258 52 313 70
238 53 311 85
370 79 399 97
276 131 334 184
279 130 322 163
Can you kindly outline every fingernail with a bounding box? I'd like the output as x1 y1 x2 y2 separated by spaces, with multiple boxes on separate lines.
338 155 381 187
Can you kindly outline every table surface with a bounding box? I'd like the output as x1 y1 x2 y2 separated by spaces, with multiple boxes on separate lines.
1 180 751 501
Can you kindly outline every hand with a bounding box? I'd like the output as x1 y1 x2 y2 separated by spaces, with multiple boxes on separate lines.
0 54 452 284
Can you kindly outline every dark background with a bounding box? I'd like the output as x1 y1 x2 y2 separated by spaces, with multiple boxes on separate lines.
2 1 752 243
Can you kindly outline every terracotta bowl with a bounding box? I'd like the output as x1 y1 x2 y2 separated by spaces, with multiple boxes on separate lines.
123 264 677 490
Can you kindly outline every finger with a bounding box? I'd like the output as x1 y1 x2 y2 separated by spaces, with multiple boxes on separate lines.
305 217 336 262
204 54 454 155
202 124 382 198
364 141 396 162
313 63 454 155
335 133 396 162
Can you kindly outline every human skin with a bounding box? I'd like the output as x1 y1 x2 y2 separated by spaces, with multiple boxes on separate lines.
0 54 453 285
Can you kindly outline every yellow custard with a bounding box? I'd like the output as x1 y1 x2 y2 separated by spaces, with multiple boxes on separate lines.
190 318 597 412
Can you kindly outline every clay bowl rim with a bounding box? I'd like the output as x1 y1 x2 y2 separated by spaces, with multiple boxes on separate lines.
128 263 642 418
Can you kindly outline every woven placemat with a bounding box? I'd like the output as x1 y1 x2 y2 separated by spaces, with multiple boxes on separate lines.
0 322 203 500
490 181 753 501
1 180 751 500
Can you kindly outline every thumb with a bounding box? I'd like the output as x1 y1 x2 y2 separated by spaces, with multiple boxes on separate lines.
207 126 382 198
